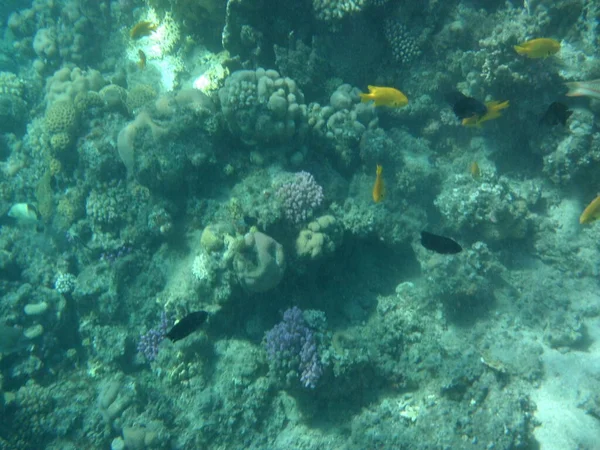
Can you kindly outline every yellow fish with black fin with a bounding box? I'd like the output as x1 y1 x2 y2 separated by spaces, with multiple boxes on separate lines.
462 100 509 127
360 86 408 108
514 38 560 59
372 165 385 203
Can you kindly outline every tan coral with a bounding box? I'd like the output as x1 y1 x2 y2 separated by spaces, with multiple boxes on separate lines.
234 231 286 293
126 84 157 112
74 91 104 113
200 226 224 253
296 229 325 259
50 132 72 153
44 101 78 134
296 215 343 260
99 84 128 112
117 111 167 173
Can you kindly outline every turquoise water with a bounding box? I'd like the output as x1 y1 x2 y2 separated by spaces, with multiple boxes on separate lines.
1 0 599 449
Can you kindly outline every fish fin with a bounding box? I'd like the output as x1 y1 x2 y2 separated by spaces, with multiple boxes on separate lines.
367 85 377 93
488 100 510 113
564 81 583 97
461 116 478 127
359 92 372 103
496 100 510 110
514 44 527 55
376 164 382 175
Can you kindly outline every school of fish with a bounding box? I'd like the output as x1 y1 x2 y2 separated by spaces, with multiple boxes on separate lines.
355 35 600 230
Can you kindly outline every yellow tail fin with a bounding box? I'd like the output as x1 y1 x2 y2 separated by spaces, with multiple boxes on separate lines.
513 44 526 55
359 93 372 103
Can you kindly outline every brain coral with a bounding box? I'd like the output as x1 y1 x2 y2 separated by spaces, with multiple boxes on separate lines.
44 101 78 134
126 85 157 113
49 132 72 153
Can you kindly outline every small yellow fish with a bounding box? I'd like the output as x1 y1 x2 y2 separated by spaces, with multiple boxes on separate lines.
130 21 157 40
462 100 509 127
580 195 600 224
565 79 600 100
372 165 385 203
470 161 481 179
359 86 408 108
514 38 560 59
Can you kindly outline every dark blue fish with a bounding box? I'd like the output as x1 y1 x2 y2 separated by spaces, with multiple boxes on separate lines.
166 311 208 342
446 91 488 120
420 231 462 254
540 102 572 126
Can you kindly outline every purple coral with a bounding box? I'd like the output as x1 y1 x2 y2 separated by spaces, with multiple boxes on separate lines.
276 171 324 224
137 311 170 361
265 306 323 389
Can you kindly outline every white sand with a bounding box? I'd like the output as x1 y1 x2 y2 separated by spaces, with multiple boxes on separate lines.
532 317 600 450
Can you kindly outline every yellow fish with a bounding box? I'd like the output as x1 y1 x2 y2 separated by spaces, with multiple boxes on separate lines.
565 79 600 100
462 100 509 127
514 38 560 59
580 195 600 224
130 21 157 40
359 86 408 108
372 165 385 203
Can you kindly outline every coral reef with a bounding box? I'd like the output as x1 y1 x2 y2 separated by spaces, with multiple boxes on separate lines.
1 0 600 449
265 306 324 388
296 214 343 260
218 68 308 146
234 231 286 293
435 174 541 242
308 83 378 166
276 171 324 224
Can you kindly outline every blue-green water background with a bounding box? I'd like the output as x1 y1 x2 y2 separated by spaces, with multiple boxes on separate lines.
0 0 599 449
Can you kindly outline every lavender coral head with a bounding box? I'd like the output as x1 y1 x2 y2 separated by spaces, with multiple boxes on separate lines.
137 311 170 362
265 306 322 389
277 171 324 224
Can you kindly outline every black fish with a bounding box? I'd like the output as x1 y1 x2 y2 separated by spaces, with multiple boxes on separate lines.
420 231 462 254
446 91 488 120
166 311 208 342
540 102 572 126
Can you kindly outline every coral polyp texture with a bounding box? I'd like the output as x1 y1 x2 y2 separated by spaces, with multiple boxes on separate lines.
1 0 599 448
218 68 308 145
265 306 323 389
276 171 324 224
